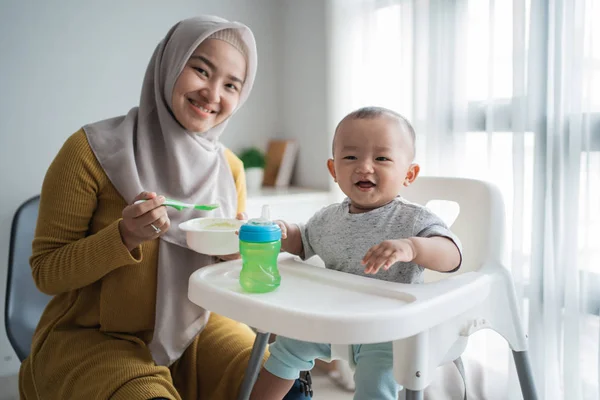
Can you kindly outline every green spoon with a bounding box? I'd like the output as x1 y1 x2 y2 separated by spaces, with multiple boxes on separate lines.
134 198 219 211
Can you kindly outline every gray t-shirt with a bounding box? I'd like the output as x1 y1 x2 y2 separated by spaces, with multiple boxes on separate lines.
300 197 462 284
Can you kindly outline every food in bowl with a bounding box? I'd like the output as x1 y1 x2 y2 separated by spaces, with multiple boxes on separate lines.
179 217 244 256
204 221 238 230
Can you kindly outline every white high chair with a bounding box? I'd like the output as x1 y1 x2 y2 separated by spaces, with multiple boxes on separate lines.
187 177 538 400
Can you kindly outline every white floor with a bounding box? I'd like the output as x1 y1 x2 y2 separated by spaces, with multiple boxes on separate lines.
311 369 354 400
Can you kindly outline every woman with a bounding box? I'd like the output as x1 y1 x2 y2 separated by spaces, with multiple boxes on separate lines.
19 16 304 400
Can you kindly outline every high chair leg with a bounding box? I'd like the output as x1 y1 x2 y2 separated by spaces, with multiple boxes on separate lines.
512 350 538 400
405 389 424 400
238 330 270 400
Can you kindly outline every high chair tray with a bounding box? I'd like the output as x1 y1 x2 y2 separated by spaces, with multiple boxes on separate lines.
188 254 490 344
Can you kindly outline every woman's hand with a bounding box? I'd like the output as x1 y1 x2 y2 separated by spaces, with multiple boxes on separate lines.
119 191 170 251
217 212 247 261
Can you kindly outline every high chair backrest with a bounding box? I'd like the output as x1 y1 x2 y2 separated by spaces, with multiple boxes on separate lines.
401 176 505 283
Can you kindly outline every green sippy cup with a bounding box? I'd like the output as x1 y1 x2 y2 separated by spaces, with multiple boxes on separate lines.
238 205 282 293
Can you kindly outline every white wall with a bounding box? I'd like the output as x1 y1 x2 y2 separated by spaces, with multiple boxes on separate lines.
0 0 284 377
280 0 334 191
0 0 334 380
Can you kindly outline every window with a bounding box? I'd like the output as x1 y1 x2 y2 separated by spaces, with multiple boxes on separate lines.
340 1 600 396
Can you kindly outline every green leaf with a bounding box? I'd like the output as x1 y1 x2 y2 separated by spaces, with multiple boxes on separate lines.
238 147 266 169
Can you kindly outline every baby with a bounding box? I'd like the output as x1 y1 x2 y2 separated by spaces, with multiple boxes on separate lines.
250 106 463 400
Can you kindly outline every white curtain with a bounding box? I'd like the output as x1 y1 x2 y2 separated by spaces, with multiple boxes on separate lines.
328 0 600 399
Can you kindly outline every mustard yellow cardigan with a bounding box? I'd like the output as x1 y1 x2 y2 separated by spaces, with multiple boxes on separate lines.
19 129 265 400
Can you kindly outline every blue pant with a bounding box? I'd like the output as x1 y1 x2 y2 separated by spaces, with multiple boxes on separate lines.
266 337 401 400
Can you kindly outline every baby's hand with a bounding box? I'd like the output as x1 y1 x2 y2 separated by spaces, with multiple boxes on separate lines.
274 220 288 239
362 239 416 274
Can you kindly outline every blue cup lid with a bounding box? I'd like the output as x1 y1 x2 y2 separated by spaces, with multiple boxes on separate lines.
239 221 281 243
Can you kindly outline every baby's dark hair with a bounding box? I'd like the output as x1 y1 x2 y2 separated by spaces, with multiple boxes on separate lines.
333 106 416 159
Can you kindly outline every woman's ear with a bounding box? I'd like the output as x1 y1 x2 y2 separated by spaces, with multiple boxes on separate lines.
404 163 420 186
327 159 337 182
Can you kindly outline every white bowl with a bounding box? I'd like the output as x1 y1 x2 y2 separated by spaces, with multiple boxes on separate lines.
179 217 244 256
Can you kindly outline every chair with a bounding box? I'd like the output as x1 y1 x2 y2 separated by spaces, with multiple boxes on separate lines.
5 195 51 361
187 177 539 400
326 176 538 399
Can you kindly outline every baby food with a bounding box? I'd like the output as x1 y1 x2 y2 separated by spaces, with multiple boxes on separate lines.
204 221 238 230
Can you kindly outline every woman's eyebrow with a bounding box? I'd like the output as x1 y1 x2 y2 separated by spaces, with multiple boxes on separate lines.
190 55 215 69
190 55 244 85
229 74 244 85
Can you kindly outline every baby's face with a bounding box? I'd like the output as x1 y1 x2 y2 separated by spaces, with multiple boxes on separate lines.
329 117 417 213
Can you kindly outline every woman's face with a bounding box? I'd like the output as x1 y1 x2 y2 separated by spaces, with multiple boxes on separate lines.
171 38 247 133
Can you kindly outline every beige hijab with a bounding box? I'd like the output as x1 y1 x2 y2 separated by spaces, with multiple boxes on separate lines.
84 16 257 366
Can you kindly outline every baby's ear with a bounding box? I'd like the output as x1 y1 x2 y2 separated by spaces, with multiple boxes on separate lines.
404 163 420 186
327 159 337 182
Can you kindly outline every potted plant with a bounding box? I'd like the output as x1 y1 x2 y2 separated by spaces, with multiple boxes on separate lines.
238 147 265 193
